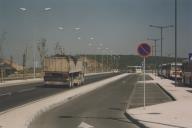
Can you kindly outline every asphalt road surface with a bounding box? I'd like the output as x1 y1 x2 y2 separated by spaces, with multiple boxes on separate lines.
0 73 118 112
29 74 141 128
29 74 173 128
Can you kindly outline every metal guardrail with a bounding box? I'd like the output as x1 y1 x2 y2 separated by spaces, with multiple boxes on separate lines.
0 71 116 83
0 73 42 82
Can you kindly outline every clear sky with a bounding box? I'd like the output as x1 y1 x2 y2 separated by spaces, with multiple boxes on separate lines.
0 0 192 66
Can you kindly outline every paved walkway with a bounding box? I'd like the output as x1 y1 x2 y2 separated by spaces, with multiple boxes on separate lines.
127 73 192 128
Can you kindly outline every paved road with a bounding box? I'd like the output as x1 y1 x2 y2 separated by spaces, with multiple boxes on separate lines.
29 74 141 128
29 74 173 128
0 73 118 112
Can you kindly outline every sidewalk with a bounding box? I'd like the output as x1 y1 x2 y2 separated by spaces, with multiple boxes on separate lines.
126 73 192 128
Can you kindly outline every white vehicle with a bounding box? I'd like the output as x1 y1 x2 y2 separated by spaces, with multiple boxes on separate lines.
127 66 142 73
168 63 182 79
182 62 192 86
159 63 182 79
43 55 85 88
158 64 167 77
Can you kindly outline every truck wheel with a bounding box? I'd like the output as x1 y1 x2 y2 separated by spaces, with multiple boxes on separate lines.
184 77 186 85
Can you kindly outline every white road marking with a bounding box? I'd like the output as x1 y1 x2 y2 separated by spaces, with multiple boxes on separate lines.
78 122 94 128
17 88 36 93
0 92 12 97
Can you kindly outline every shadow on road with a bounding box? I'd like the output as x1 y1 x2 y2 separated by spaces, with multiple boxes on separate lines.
36 85 69 89
59 115 132 124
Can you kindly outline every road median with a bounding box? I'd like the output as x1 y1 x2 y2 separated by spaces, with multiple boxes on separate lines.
126 73 192 128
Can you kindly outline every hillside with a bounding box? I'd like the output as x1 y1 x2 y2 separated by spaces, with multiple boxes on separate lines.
86 55 185 70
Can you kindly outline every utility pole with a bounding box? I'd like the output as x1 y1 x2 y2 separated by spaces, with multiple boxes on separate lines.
149 25 173 77
102 52 104 72
37 38 47 72
22 47 27 79
149 25 173 58
175 0 178 85
0 31 7 59
147 38 160 75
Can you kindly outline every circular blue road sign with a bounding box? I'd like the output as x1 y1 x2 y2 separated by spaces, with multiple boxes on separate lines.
137 43 151 57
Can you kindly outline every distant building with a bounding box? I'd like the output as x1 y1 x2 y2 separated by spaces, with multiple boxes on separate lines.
189 53 192 63
0 58 23 76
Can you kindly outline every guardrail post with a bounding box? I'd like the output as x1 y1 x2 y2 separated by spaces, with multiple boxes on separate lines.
1 68 3 83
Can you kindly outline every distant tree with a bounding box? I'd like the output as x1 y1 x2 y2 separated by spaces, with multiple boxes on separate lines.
22 47 28 68
37 38 47 68
10 55 13 66
0 31 7 58
54 42 65 55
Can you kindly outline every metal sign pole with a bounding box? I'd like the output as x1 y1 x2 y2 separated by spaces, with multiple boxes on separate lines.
144 57 146 109
1 68 3 83
137 43 151 110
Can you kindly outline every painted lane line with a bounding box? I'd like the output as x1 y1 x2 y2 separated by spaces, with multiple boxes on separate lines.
0 92 12 97
78 122 94 128
17 88 36 93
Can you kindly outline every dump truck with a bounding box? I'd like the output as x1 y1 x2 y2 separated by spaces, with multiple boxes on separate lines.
43 55 85 88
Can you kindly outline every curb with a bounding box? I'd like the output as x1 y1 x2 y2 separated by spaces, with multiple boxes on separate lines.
125 74 176 128
124 112 148 128
156 83 176 101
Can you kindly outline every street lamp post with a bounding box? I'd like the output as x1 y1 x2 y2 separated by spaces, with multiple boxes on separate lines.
98 43 104 72
105 48 109 72
110 50 113 71
117 55 120 71
147 38 160 75
19 7 52 79
95 53 97 73
97 46 103 72
149 25 173 58
33 43 36 78
89 37 97 73
175 0 178 84
114 55 118 71
102 51 104 72
101 49 105 72
149 24 173 77
97 43 104 73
